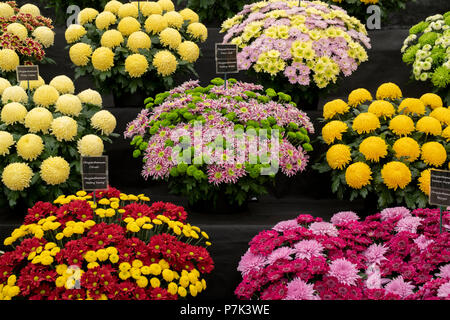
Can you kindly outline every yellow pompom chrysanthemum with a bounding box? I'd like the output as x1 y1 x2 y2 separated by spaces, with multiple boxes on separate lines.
159 27 182 49
92 47 115 71
33 85 60 107
24 108 53 134
359 136 388 162
322 99 349 120
157 0 175 12
367 100 395 119
16 134 44 161
118 3 139 19
40 157 70 185
326 144 351 170
51 116 78 142
398 98 426 116
0 3 15 18
392 137 420 162
78 89 102 107
376 82 402 100
101 29 124 48
0 131 14 156
145 14 168 34
125 54 149 78
78 8 99 25
381 161 411 190
104 0 122 14
416 116 442 136
179 8 199 23
187 22 208 42
19 76 45 91
429 107 450 126
0 49 20 72
65 24 87 44
352 112 380 134
389 115 415 136
49 75 75 95
421 142 447 167
418 169 431 196
127 31 151 53
177 41 200 63
78 135 104 156
118 17 141 36
1 102 27 125
69 43 92 66
95 11 117 30
91 110 117 135
2 162 33 191
55 94 83 117
7 23 28 40
0 77 11 94
32 26 55 48
347 88 372 107
321 120 348 145
2 86 27 104
420 93 443 110
164 11 184 29
152 50 178 76
345 162 372 189
442 126 450 142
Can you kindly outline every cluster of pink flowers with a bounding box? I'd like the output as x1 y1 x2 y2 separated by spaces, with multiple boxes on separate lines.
236 208 450 300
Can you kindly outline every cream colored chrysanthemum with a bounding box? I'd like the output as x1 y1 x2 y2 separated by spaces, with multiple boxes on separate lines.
2 86 27 104
178 41 200 63
78 89 102 107
179 8 199 23
0 77 11 95
78 135 104 156
6 23 28 40
90 110 117 135
104 0 122 14
95 11 117 30
16 134 44 161
65 24 87 44
19 76 45 91
145 14 168 34
152 50 177 76
92 47 115 71
187 22 208 42
159 27 181 49
157 0 175 12
1 102 27 125
0 49 20 72
32 26 55 48
0 131 14 156
125 54 149 78
51 116 78 142
140 1 163 16
164 11 184 29
78 8 99 25
127 31 151 53
2 163 33 191
0 3 15 18
33 85 60 107
69 43 92 66
55 94 83 116
19 4 41 17
24 107 53 134
118 3 139 18
40 157 70 185
49 75 75 95
117 17 141 36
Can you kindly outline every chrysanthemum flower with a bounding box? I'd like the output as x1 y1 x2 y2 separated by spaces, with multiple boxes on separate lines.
328 258 360 286
0 49 20 72
442 126 450 142
118 3 139 19
392 137 421 162
152 50 178 76
364 243 388 266
421 141 447 167
179 8 199 23
376 82 402 100
367 100 395 119
381 161 412 190
65 24 87 44
24 108 53 134
51 116 78 142
69 43 92 66
55 94 83 116
352 112 380 134
345 162 372 189
293 239 324 260
2 163 33 191
19 76 45 91
0 3 14 18
398 98 426 116
309 222 339 237
0 77 11 94
92 47 115 71
164 11 184 29
416 168 430 195
1 102 27 125
330 211 359 225
32 26 55 48
187 22 208 42
95 11 117 30
19 3 41 16
145 14 168 34
323 99 349 120
78 89 102 107
380 206 410 221
125 54 149 78
104 0 122 14
49 76 75 95
101 29 124 48
78 134 104 156
159 27 182 49
16 134 44 161
78 8 99 25
420 93 443 110
429 107 450 126
127 31 151 53
389 115 415 136
91 110 117 135
326 144 351 169
6 23 28 40
0 131 14 156
416 116 442 135
118 17 141 36
177 41 200 63
140 2 163 16
40 157 70 185
347 88 373 107
2 86 27 104
285 278 318 300
33 85 60 107
359 136 388 162
384 276 414 299
321 120 348 145
157 0 175 12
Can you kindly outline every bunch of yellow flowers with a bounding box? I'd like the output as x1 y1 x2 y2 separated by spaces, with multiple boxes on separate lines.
0 189 214 300
66 0 207 97
314 82 448 208
0 75 118 208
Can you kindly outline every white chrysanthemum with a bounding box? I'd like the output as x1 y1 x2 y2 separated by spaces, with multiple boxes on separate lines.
55 94 83 116
1 102 27 125
78 135 104 156
24 107 54 134
16 134 44 161
77 89 102 107
2 86 28 104
0 3 15 18
90 110 116 135
49 75 75 94
6 23 28 40
51 116 78 142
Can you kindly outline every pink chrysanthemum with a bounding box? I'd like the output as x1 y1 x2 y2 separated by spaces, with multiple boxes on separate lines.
266 246 295 265
237 249 267 275
413 235 434 251
284 278 319 300
327 258 360 286
437 264 450 280
380 207 411 221
293 239 324 260
272 219 299 232
384 276 415 299
395 216 423 233
309 221 339 237
363 243 388 265
437 281 450 298
330 211 360 225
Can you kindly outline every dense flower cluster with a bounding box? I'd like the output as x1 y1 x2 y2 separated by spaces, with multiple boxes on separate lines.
235 207 450 300
313 82 450 208
220 0 370 90
0 74 117 208
125 78 314 206
0 1 54 82
0 189 214 300
66 0 207 97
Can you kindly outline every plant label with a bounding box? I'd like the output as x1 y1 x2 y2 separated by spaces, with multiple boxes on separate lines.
16 65 39 82
81 156 109 191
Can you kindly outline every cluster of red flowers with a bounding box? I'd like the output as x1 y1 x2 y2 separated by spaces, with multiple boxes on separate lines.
0 32 45 61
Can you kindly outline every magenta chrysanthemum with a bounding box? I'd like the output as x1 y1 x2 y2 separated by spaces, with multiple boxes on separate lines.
284 278 319 300
330 211 360 225
384 276 415 299
327 258 360 286
294 240 324 260
309 222 339 237
380 207 411 221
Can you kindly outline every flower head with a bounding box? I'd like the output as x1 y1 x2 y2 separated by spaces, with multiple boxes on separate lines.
104 0 122 14
65 24 87 43
33 85 60 107
91 110 117 135
40 157 70 185
389 115 415 136
92 47 115 71
330 211 360 225
421 142 447 167
420 93 443 110
348 88 372 107
364 243 388 265
2 86 27 104
25 108 53 133
157 0 175 12
20 4 40 17
187 22 208 42
367 100 395 119
127 31 151 53
309 222 339 237
294 239 324 260
179 8 199 23
50 76 75 95
145 14 168 34
159 27 182 49
237 249 267 275
164 11 183 29
326 144 351 170
0 3 14 18
416 116 442 135
78 8 99 25
2 162 33 191
328 258 360 286
17 134 44 161
118 3 139 19
69 43 93 66
321 121 348 145
345 162 372 189
352 113 380 134
398 98 426 116
95 11 117 30
0 77 11 95
32 26 55 48
7 23 28 40
51 116 78 142
285 278 318 300
78 135 104 156
1 102 27 125
437 264 450 280
323 99 349 120
19 76 45 91
380 207 410 221
385 276 414 299
0 49 20 72
125 54 149 78
393 137 421 162
359 136 387 162
381 161 412 190
395 216 422 233
55 94 83 116
437 282 450 298
78 89 102 107
118 17 141 36
178 41 200 63
141 2 163 16
376 83 402 100
418 169 431 196
101 30 124 48
152 50 178 76
0 131 14 156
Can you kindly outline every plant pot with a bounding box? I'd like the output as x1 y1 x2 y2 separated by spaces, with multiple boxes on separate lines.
113 91 147 108
187 196 249 214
